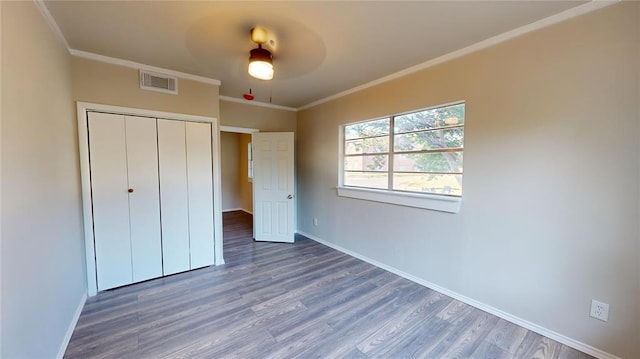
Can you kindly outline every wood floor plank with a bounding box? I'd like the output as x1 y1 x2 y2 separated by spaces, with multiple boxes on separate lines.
65 210 595 359
408 304 484 358
486 318 530 354
161 300 305 358
379 315 452 358
264 323 335 359
250 259 369 313
293 284 435 358
436 311 500 358
558 343 596 359
355 290 450 356
471 340 514 359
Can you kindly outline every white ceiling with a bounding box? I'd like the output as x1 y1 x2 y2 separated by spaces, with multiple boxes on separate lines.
44 1 591 109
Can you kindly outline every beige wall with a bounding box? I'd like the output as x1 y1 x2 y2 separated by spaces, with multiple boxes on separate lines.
238 134 253 213
220 100 296 132
1 2 86 357
220 132 241 211
72 57 219 119
297 3 639 358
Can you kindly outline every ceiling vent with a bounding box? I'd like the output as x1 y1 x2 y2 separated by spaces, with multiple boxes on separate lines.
139 70 178 94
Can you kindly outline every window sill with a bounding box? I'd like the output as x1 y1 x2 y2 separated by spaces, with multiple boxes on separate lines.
336 186 461 213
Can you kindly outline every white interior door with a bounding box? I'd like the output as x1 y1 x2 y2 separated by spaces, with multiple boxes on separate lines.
252 132 295 243
186 122 215 269
88 112 132 290
124 116 163 282
157 119 191 275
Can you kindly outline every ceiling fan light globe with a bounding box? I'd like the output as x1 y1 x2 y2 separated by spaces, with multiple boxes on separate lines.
250 26 269 45
248 61 274 80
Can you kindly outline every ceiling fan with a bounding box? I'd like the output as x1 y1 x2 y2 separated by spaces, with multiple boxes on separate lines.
247 26 274 81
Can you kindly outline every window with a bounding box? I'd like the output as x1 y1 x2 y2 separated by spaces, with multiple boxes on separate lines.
339 102 465 212
248 142 254 181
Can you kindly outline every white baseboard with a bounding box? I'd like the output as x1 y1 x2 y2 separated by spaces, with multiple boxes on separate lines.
297 231 621 359
222 208 253 215
57 291 87 359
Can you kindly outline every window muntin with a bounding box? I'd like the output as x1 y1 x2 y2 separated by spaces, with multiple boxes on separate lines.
342 102 464 197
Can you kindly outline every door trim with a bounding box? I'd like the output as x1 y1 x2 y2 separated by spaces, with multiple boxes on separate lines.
219 126 260 240
77 102 223 296
220 125 259 134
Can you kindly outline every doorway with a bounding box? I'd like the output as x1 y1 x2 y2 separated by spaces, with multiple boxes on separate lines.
220 126 258 249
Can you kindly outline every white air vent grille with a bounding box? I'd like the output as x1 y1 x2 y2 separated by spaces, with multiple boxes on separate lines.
140 70 178 94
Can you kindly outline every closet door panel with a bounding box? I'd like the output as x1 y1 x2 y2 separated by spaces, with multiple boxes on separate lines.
88 112 132 290
157 119 191 275
186 122 215 269
125 116 163 282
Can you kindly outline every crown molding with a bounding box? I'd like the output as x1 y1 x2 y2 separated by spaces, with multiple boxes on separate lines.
33 0 71 51
71 50 221 86
219 96 297 112
298 0 619 111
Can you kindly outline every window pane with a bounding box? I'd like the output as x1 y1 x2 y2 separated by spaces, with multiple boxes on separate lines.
394 152 462 173
394 128 463 152
344 155 388 171
248 142 253 179
345 118 390 140
393 173 462 196
394 103 465 134
345 136 389 154
344 172 388 189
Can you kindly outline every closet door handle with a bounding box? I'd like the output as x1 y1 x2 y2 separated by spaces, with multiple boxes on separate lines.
128 188 134 193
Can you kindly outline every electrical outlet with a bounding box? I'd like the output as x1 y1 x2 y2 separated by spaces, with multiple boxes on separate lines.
590 300 609 322
313 218 318 226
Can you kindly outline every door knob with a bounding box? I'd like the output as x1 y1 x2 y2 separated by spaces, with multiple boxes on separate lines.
287 194 293 199
128 188 134 193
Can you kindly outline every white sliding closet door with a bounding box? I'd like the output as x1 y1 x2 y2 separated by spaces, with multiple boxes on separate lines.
157 119 191 275
125 116 162 282
88 113 132 290
186 122 214 268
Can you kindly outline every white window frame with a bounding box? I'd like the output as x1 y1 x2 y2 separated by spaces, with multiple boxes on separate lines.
337 101 464 213
248 142 254 182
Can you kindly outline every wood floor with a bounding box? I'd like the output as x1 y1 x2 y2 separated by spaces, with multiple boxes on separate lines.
65 211 593 358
